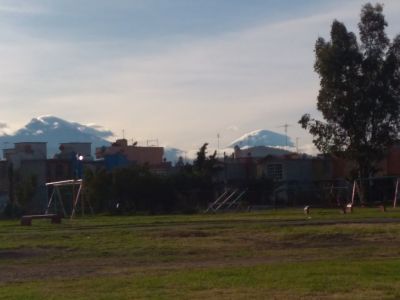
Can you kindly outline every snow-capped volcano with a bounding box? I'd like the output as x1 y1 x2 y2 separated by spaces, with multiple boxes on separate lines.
0 116 113 157
163 147 186 164
228 129 294 148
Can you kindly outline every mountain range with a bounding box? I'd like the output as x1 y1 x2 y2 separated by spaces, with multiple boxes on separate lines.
0 116 113 158
0 116 294 160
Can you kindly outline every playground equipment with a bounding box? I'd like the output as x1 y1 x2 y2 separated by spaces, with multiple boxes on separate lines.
348 177 400 210
45 179 92 218
205 188 247 213
394 178 399 208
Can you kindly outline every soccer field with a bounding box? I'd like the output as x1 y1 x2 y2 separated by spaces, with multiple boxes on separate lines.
1 208 400 299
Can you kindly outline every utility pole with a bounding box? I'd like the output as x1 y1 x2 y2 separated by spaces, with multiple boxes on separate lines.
277 123 292 147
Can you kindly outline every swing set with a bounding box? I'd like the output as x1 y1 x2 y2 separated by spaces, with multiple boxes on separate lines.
45 179 93 219
347 176 400 210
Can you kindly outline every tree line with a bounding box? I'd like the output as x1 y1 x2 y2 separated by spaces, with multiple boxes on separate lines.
83 143 275 215
2 143 276 217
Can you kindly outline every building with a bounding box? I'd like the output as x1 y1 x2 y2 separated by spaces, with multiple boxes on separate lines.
0 142 48 212
233 145 293 160
0 142 100 214
96 139 165 169
216 146 335 206
54 142 93 161
258 154 332 182
0 161 9 211
3 142 47 169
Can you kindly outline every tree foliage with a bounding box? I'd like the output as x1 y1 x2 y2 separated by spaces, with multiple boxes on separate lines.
193 143 220 175
84 165 216 214
300 3 400 180
81 143 278 215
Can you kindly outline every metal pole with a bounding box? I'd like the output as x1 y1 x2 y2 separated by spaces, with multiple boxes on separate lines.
394 178 399 208
351 180 356 205
45 189 55 214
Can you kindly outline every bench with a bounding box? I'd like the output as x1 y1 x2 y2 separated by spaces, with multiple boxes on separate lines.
21 214 62 226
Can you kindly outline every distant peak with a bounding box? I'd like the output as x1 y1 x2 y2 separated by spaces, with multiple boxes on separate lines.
35 115 58 121
229 129 294 148
29 115 64 125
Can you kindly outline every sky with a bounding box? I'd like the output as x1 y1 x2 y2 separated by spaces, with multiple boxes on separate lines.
0 0 400 153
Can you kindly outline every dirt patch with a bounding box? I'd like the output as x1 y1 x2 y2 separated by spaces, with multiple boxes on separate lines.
0 249 42 260
233 231 400 255
0 255 320 284
160 230 212 238
0 246 74 261
279 233 357 248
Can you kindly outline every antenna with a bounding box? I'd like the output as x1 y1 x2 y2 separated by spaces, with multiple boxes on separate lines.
296 137 300 153
183 150 187 162
217 133 220 155
146 139 159 147
122 129 125 139
277 123 292 147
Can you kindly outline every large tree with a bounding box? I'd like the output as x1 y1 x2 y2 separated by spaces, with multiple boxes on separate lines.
300 3 400 199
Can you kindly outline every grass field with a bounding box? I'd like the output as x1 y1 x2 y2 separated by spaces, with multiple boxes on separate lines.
2 208 400 299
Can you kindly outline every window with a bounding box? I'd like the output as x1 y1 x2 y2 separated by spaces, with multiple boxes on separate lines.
266 163 283 180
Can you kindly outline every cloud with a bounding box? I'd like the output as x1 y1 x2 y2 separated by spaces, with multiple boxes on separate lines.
0 121 10 136
227 125 239 132
300 143 319 156
1 1 400 151
0 2 47 15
